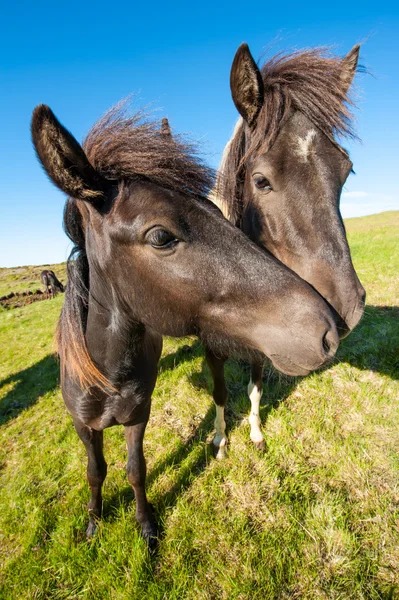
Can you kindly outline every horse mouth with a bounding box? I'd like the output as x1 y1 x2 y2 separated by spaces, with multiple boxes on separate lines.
334 305 365 339
270 348 337 377
325 301 364 340
336 322 351 340
269 355 312 377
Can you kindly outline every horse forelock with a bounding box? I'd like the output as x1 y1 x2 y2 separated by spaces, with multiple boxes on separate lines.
82 100 215 199
254 47 360 154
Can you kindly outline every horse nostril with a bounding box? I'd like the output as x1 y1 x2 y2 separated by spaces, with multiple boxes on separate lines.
360 290 366 305
322 331 331 354
321 325 339 358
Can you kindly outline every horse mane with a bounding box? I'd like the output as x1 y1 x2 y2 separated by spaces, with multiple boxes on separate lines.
214 47 364 224
56 199 112 392
57 103 215 393
83 101 215 198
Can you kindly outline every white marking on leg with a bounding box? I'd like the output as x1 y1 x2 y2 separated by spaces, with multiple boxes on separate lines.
296 129 316 161
247 379 264 444
213 404 227 459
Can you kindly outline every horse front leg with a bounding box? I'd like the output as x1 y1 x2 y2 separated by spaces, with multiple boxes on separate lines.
248 361 266 451
125 418 158 550
73 418 107 538
205 346 228 459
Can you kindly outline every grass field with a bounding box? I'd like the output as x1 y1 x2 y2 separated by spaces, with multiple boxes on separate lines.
0 262 67 298
0 211 398 599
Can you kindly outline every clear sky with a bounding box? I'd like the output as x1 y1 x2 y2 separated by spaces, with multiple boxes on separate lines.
1 1 398 267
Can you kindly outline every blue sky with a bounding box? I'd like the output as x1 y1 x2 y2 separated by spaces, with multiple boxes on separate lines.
1 1 398 267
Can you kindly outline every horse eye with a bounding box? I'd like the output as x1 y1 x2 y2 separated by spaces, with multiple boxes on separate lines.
147 229 178 249
253 175 272 191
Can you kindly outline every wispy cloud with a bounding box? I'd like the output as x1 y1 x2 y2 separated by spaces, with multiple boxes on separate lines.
341 193 399 219
342 191 369 198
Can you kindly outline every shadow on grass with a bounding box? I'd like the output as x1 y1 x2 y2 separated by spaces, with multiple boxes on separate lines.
336 305 399 379
158 340 203 373
103 398 217 523
0 354 59 426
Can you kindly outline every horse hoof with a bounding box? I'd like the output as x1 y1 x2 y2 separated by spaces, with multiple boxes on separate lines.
86 520 97 539
145 533 158 552
253 439 267 452
142 523 159 552
213 443 227 460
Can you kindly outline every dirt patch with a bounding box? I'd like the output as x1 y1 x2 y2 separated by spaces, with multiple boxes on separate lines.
0 290 62 309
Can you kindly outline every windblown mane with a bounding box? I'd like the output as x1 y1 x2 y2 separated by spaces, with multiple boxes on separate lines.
84 102 215 198
57 103 215 392
214 48 364 223
56 199 109 391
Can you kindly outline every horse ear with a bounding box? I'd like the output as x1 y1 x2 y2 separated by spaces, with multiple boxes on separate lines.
31 104 108 203
340 44 360 93
230 43 264 128
161 117 172 137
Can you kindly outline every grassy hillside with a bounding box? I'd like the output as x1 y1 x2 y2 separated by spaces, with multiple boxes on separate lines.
0 262 67 297
0 212 398 599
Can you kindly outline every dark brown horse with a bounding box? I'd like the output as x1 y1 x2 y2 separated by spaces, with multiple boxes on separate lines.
40 269 64 297
208 44 366 455
31 101 339 548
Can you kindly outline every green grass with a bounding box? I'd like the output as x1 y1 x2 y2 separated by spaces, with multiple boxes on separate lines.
1 211 399 599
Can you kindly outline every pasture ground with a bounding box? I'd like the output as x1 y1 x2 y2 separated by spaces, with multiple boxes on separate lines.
0 212 398 599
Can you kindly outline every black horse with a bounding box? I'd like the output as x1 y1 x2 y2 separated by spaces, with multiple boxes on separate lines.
31 101 339 548
40 269 64 297
208 44 366 454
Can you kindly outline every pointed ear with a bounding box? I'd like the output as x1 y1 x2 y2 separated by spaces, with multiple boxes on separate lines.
340 44 360 93
31 104 108 202
230 43 264 128
161 117 172 137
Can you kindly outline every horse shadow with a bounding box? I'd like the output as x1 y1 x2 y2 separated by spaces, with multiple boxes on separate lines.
103 402 217 524
0 354 59 426
334 305 399 379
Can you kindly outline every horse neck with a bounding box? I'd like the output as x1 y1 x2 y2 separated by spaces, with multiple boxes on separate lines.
84 280 146 385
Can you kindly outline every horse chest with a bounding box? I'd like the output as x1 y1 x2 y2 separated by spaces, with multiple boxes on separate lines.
64 378 152 430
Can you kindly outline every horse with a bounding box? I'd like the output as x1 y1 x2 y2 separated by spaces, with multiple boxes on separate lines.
31 101 340 548
207 43 367 456
40 269 64 297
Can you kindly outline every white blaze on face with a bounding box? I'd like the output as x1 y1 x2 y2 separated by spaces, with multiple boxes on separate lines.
247 379 264 444
296 129 317 161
